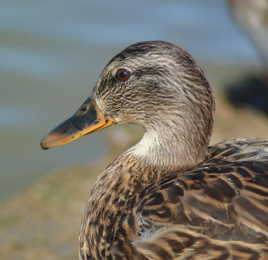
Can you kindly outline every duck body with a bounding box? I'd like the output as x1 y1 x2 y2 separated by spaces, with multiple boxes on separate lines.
78 138 268 259
40 41 268 259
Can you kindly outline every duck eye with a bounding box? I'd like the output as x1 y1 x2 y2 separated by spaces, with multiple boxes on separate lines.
115 68 131 82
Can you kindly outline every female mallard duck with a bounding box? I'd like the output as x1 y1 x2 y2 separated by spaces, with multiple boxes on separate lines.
41 41 268 259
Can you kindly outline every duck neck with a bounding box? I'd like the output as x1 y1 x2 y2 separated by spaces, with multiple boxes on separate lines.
129 120 211 172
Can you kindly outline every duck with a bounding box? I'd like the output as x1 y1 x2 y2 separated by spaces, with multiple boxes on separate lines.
40 41 268 259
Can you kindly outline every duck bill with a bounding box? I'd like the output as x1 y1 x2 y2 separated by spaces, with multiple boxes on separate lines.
40 98 115 150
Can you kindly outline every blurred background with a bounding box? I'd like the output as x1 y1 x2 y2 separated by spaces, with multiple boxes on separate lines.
1 0 268 259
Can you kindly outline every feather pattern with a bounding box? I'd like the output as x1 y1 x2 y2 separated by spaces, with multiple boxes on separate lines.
79 138 268 259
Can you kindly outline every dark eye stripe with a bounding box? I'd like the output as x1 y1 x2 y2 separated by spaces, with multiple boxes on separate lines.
115 68 131 81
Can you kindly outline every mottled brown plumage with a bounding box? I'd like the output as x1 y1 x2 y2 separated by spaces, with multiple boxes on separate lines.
78 139 268 260
41 41 268 259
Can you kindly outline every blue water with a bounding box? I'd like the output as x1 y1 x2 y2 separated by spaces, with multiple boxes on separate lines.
0 0 260 201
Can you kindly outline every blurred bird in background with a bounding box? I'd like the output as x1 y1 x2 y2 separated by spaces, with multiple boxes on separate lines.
226 0 268 114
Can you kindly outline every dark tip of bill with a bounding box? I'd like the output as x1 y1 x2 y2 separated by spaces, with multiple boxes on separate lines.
40 139 49 150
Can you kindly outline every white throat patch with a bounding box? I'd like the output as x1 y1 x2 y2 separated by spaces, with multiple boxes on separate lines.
130 129 161 163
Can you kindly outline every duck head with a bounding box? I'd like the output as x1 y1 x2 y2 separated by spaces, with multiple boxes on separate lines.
41 41 215 170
